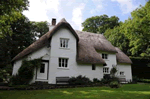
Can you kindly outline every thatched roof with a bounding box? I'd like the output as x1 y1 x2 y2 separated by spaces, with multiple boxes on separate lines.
77 38 105 64
12 18 79 62
76 30 117 53
115 47 132 64
12 18 132 64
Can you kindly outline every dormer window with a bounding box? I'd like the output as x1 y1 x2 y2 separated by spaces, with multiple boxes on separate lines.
102 53 108 59
60 38 69 48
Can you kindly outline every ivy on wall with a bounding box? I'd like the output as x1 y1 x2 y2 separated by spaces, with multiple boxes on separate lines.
10 58 42 85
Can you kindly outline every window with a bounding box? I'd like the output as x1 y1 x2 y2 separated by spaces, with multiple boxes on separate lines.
40 64 45 73
59 58 68 68
60 38 69 48
92 64 96 70
103 67 109 74
102 53 108 59
120 71 124 76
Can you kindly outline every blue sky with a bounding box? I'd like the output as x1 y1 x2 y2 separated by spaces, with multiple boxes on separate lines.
23 0 147 30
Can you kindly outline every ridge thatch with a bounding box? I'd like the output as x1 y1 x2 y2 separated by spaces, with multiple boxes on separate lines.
115 47 132 64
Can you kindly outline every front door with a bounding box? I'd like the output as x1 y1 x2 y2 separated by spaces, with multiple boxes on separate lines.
36 62 48 80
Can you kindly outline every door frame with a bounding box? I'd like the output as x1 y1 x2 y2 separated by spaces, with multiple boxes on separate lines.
35 60 49 80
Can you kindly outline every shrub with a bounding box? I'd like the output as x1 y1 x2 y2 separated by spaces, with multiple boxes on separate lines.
93 78 100 83
110 81 120 88
0 69 10 83
68 75 91 85
103 74 111 79
10 58 42 85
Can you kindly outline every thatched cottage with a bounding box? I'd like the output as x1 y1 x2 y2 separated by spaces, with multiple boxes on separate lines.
12 18 132 84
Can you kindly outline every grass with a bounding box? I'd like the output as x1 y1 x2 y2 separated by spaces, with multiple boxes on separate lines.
0 84 150 99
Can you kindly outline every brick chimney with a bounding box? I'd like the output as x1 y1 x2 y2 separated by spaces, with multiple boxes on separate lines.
49 18 56 31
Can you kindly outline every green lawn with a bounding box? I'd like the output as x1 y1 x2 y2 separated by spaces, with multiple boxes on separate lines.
0 84 150 99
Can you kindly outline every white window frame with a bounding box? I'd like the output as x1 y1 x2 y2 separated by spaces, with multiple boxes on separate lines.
58 58 69 68
103 67 109 74
120 71 125 76
102 53 108 59
60 38 69 48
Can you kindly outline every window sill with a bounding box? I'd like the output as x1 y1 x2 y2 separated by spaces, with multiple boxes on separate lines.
59 47 70 50
57 67 69 70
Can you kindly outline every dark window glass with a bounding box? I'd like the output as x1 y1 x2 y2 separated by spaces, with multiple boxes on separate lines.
105 54 108 59
102 54 104 59
62 59 64 67
40 64 45 73
65 59 68 67
59 58 61 67
60 39 62 47
92 64 96 70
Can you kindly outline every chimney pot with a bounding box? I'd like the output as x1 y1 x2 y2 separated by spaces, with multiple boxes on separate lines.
52 18 56 25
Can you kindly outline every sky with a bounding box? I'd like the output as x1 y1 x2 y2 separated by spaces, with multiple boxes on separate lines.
23 0 147 30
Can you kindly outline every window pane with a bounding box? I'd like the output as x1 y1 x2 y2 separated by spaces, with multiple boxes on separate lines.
59 58 61 67
62 59 64 67
40 64 45 73
63 40 65 47
105 54 108 59
65 59 68 67
102 54 104 59
60 39 62 47
92 64 96 70
66 40 68 48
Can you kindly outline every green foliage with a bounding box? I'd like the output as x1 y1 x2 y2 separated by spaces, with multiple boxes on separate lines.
105 1 150 58
109 81 120 88
31 21 49 38
82 14 120 34
68 75 91 85
110 67 117 77
93 78 100 83
0 0 29 37
0 69 10 83
0 14 35 69
10 58 42 85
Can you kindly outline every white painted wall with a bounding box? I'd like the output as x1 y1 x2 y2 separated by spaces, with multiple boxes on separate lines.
97 51 117 73
48 27 103 84
117 64 132 81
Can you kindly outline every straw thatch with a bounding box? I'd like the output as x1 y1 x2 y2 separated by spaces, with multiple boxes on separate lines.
115 47 132 64
12 18 79 62
77 38 105 64
76 30 117 53
12 18 132 64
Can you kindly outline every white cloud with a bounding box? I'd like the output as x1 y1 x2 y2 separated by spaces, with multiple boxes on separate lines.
111 0 138 14
72 3 85 30
23 0 60 22
90 0 104 14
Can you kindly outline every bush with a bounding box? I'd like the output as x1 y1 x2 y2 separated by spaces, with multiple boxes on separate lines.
93 78 100 83
110 81 120 88
68 75 91 85
103 74 111 79
10 58 42 85
101 76 120 85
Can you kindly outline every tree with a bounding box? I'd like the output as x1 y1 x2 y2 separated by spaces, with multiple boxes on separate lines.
0 15 34 70
0 0 29 37
82 14 120 34
104 25 131 56
122 1 150 58
31 21 49 38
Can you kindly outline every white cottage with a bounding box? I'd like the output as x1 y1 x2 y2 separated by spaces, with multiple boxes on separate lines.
12 18 132 84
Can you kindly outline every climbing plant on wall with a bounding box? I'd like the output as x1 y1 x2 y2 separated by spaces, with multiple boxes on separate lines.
10 58 42 85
